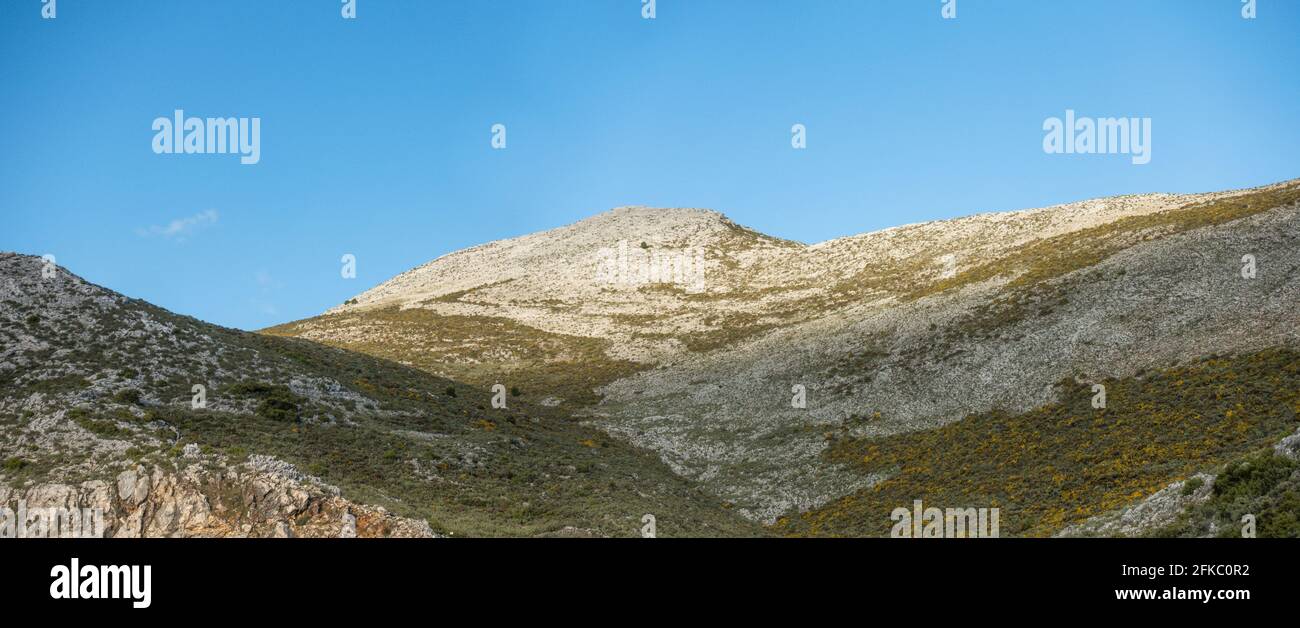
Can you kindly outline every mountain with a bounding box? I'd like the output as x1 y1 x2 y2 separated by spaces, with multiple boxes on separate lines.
7 179 1298 537
269 178 1300 535
0 253 762 537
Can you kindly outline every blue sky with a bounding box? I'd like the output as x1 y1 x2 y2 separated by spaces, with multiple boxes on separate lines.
2 0 1297 330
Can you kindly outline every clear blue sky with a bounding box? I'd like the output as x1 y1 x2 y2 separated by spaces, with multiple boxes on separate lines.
3 1 1297 330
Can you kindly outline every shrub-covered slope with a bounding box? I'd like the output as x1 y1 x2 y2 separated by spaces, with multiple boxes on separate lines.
0 253 761 537
776 349 1300 537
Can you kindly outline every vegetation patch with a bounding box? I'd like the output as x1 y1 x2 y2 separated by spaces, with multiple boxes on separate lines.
1151 451 1300 538
263 308 644 407
72 413 133 440
112 388 143 405
776 349 1300 537
226 381 305 423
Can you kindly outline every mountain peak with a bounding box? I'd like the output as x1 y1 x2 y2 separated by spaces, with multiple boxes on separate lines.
598 204 726 218
569 205 736 236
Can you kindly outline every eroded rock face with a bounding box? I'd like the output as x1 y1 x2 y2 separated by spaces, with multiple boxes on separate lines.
1 463 434 538
1273 427 1300 460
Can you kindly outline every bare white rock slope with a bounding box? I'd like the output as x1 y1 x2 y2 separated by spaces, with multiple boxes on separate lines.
294 179 1300 523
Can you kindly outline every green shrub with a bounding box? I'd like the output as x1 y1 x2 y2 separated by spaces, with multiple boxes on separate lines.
1152 452 1300 538
227 381 303 423
1181 476 1205 496
28 374 89 394
226 381 278 397
113 388 142 405
256 396 300 423
73 414 132 439
1213 455 1298 504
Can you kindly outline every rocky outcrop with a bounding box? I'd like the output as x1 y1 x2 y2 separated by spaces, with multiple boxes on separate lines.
1273 427 1300 460
1 461 435 538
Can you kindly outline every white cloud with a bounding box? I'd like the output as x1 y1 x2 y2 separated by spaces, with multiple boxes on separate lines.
138 210 219 241
254 269 276 288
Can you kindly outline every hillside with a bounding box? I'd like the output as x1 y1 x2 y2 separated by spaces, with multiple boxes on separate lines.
269 178 1300 534
599 181 1300 522
0 253 762 537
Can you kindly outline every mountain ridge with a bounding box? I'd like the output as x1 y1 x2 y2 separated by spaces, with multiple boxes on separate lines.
269 176 1300 531
8 178 1299 536
327 178 1299 317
